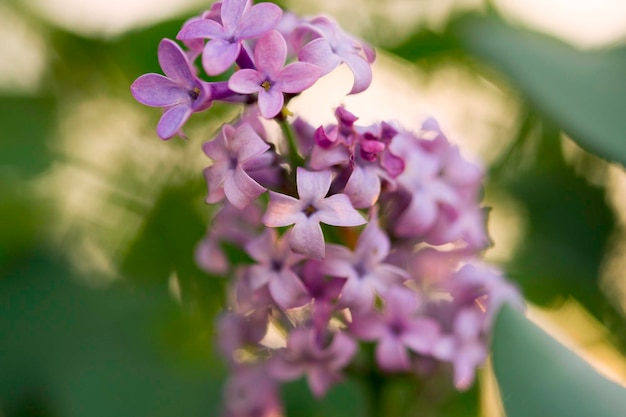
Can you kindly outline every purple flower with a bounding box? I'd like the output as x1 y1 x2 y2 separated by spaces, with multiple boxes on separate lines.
203 122 270 208
262 168 366 259
322 215 409 312
269 328 357 397
177 0 282 75
130 38 212 140
297 16 375 94
351 285 440 372
244 229 310 309
229 30 322 119
431 307 487 390
223 365 283 417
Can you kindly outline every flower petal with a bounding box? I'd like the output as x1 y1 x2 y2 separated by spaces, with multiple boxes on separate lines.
376 337 410 372
263 191 304 227
245 229 275 264
257 88 284 119
131 73 188 107
231 123 270 162
157 104 191 139
238 3 283 39
202 39 240 75
341 52 372 94
316 194 366 227
254 30 287 77
220 0 248 33
269 269 309 309
229 69 265 94
402 318 440 355
224 165 266 208
298 38 341 75
296 167 331 202
344 165 380 209
158 38 196 86
291 217 325 259
277 62 321 93
177 18 224 40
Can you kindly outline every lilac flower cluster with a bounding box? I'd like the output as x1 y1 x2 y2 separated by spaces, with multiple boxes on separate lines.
131 1 524 415
131 0 374 139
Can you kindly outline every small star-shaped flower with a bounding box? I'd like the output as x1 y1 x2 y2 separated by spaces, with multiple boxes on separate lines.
262 167 366 259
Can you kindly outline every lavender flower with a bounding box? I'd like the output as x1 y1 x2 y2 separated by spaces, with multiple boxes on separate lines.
177 0 282 75
130 38 212 139
202 122 270 208
229 30 322 119
262 168 366 259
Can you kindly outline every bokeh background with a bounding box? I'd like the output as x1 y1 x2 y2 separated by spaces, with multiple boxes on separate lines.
2 0 626 416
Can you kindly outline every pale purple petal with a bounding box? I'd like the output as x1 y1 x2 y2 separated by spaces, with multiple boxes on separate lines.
254 30 287 78
220 0 248 33
177 18 224 40
238 3 283 39
195 236 229 274
340 278 375 311
298 38 341 75
326 332 357 369
229 69 265 94
245 229 274 264
202 39 240 75
277 62 321 93
308 368 339 398
350 314 385 340
395 196 437 237
341 52 373 94
268 355 305 381
204 162 228 204
344 165 381 209
158 39 196 86
247 264 272 290
224 165 266 208
296 168 331 202
354 217 389 263
310 144 350 170
454 343 486 390
157 104 191 139
269 269 309 309
202 130 229 160
384 286 417 319
263 191 304 227
402 318 440 354
230 123 270 162
376 337 410 372
291 217 325 259
131 74 188 107
316 194 366 227
257 88 284 119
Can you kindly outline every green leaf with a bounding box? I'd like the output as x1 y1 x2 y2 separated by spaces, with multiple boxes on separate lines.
0 96 57 177
452 14 626 166
0 254 223 417
492 305 626 417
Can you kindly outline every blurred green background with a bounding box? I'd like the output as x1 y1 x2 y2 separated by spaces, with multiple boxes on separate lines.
2 0 626 416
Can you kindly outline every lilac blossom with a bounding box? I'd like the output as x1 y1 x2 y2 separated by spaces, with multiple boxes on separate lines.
322 215 409 312
431 307 487 390
269 328 357 397
223 365 283 417
244 229 310 309
177 0 282 75
351 285 440 372
262 168 366 259
203 123 270 208
130 38 212 139
300 259 347 332
296 16 375 94
229 30 322 119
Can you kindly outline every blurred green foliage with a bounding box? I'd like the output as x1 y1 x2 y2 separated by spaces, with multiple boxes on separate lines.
2 2 626 417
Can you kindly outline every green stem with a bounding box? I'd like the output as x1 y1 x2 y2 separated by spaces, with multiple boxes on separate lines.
278 117 305 168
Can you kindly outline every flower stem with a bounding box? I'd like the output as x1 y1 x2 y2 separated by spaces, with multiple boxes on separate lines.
278 117 305 168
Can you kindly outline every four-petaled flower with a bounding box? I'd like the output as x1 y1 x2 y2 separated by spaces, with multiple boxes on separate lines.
177 0 282 75
351 286 440 372
229 30 322 119
262 167 366 259
130 38 212 140
202 122 270 208
269 328 357 397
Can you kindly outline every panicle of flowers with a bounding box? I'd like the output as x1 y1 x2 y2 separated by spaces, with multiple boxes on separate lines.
131 1 524 414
